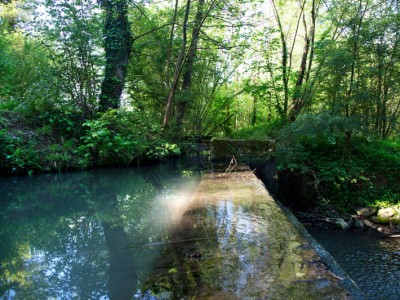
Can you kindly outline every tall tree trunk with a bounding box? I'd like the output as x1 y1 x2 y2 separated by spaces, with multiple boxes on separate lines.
343 0 368 158
251 95 257 125
271 0 289 120
163 0 191 128
289 0 318 121
99 0 132 111
165 0 179 88
289 12 310 121
374 47 383 136
176 0 205 131
305 0 317 86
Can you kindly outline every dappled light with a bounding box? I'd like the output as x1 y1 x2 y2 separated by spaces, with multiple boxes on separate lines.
1 0 400 298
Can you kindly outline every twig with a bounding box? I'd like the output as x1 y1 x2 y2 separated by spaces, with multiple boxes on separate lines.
223 156 237 176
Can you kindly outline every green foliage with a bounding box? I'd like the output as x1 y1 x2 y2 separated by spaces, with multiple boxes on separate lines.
146 143 180 160
37 0 104 117
276 112 400 211
0 130 41 175
45 140 77 172
0 27 58 114
373 195 400 209
78 109 180 167
35 110 83 139
276 112 362 170
229 119 285 139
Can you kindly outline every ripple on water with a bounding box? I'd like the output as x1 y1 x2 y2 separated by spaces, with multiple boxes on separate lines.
308 227 400 300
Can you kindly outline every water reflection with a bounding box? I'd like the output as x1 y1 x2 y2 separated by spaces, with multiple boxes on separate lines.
0 164 200 300
134 175 348 299
1 166 348 300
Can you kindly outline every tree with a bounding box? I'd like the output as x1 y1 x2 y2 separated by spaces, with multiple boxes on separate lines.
98 0 132 111
40 0 103 118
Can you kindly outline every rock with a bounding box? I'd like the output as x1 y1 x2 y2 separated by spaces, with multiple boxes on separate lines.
325 218 348 230
353 219 365 229
378 207 395 219
363 219 377 229
355 207 376 217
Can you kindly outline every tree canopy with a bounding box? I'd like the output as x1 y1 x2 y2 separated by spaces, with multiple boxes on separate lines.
1 0 400 211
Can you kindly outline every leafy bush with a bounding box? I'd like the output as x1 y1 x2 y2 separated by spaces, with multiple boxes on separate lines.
45 140 78 172
0 130 41 175
229 119 284 139
146 143 180 160
77 109 180 167
35 110 84 139
275 112 400 212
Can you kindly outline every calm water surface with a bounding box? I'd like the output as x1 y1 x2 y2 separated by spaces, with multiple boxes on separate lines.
308 227 400 300
1 159 351 300
0 161 202 300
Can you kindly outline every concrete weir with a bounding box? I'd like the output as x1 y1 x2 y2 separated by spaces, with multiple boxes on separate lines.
143 169 364 299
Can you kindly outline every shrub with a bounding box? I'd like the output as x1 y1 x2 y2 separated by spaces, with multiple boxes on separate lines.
0 130 41 175
77 109 180 167
275 112 400 212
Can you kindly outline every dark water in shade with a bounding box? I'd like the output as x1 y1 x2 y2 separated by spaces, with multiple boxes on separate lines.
308 227 400 300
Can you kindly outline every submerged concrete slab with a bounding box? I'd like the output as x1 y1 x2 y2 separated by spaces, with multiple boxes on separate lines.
137 171 363 299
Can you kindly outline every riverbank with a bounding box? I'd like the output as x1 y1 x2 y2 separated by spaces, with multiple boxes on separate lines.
252 161 400 238
0 110 181 175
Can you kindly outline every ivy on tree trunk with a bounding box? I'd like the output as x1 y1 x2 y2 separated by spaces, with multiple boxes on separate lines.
99 0 132 111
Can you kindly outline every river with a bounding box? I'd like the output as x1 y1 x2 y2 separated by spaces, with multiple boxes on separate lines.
0 157 366 299
308 227 400 300
0 161 203 299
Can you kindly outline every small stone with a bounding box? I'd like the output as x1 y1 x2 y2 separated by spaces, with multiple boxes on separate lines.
325 218 348 230
363 219 377 228
354 219 365 229
355 207 376 217
378 207 395 219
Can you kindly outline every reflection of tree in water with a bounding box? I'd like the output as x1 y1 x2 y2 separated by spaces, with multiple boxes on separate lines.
0 166 200 299
134 195 272 299
135 204 220 299
0 172 111 299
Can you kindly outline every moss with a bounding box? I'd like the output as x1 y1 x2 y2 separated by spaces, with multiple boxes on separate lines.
375 216 400 225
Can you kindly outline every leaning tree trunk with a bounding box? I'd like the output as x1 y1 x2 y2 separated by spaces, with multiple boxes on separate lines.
271 0 289 120
288 9 312 122
163 0 191 128
98 0 132 111
175 0 205 131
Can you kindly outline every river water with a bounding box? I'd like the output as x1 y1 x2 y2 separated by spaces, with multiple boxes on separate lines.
308 227 400 300
0 158 353 300
0 161 203 299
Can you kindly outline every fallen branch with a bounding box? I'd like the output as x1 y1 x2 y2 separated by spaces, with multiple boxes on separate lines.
223 156 237 176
